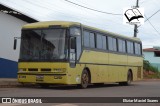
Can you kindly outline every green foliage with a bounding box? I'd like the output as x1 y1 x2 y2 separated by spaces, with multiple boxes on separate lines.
143 60 150 71
143 60 159 73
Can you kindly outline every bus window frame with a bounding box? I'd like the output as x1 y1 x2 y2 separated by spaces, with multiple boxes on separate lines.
77 26 143 58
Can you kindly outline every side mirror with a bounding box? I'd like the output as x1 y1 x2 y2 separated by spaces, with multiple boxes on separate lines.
13 37 21 50
13 39 17 50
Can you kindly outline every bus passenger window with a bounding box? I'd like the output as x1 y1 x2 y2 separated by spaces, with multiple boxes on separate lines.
102 36 107 50
90 33 95 48
112 38 117 51
97 34 103 49
84 31 90 47
127 41 134 54
108 37 117 51
118 39 126 53
134 43 141 55
108 37 113 51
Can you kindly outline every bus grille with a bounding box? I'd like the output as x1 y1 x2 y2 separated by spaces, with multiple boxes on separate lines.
28 68 38 71
41 68 51 72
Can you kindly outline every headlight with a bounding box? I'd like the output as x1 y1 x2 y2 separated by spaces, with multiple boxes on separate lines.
19 69 26 72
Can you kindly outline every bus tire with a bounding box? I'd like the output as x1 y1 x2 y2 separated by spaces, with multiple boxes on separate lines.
119 71 132 86
77 69 90 89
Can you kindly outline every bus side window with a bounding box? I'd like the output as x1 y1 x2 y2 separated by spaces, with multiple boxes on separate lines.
102 35 107 50
83 31 90 47
127 41 134 54
118 39 126 53
108 37 113 51
108 37 117 51
90 33 95 48
134 43 141 55
96 34 103 49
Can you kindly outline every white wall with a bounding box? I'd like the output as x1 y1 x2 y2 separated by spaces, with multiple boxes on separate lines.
0 12 27 61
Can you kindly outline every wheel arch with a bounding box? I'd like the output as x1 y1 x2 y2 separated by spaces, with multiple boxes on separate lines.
128 69 133 81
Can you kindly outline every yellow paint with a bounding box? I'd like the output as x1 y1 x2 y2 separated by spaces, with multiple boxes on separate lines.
18 21 143 85
79 50 143 83
18 50 143 84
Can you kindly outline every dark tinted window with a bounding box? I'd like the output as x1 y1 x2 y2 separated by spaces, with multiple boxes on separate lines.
97 34 103 49
113 38 117 51
108 37 117 51
134 43 141 55
90 33 95 48
102 36 107 50
84 31 89 47
127 41 134 54
118 39 126 53
108 37 113 51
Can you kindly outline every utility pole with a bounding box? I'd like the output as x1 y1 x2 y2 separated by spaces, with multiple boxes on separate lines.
134 0 139 37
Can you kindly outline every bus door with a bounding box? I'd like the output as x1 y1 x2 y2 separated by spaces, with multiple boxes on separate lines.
70 37 76 67
69 27 82 68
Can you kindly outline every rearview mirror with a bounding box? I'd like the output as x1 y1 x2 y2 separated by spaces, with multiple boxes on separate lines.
13 37 21 50
13 39 17 50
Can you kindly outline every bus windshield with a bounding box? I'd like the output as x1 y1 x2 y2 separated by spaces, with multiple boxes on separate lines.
19 29 68 61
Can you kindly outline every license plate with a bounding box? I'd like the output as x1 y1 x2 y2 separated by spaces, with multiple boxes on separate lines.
36 75 44 81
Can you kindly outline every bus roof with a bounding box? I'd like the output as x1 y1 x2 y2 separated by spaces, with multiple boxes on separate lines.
22 21 80 29
22 21 141 42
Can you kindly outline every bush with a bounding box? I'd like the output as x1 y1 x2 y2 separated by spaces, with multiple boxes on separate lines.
143 60 159 73
143 60 160 79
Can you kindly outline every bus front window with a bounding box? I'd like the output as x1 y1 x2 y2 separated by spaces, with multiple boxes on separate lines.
20 29 68 61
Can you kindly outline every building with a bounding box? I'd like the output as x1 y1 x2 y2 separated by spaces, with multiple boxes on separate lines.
0 3 37 78
143 47 160 71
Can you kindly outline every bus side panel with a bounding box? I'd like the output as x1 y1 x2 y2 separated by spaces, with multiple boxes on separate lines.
127 56 143 81
108 53 128 82
80 50 109 83
66 64 85 84
80 50 109 64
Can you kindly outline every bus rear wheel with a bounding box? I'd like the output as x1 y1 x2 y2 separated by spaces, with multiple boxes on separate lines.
78 69 89 89
119 71 132 86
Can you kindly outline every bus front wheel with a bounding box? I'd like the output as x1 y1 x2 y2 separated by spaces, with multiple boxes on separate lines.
77 69 89 89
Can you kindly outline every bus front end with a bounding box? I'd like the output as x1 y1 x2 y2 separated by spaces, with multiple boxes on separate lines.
17 22 80 85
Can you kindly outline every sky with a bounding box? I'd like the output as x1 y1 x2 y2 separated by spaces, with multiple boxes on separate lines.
0 0 160 48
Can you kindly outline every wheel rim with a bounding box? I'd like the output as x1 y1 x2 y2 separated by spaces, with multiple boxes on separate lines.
82 72 89 88
127 72 132 84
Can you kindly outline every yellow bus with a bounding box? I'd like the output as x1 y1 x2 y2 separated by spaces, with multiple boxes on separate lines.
14 21 143 88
